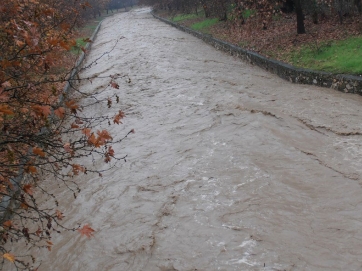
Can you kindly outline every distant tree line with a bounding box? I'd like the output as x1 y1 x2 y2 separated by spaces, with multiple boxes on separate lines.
141 0 362 34
83 0 138 18
107 0 137 11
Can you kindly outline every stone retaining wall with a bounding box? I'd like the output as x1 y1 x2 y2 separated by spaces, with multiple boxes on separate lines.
152 12 362 95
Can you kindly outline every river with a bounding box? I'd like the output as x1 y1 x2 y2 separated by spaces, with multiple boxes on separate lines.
28 7 362 271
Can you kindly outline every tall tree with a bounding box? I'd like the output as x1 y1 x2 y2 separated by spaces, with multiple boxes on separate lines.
295 0 306 34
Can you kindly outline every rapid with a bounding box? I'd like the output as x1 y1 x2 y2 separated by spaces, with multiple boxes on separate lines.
33 7 362 271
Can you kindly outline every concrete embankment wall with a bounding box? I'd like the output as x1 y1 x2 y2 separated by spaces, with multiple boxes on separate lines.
152 12 362 95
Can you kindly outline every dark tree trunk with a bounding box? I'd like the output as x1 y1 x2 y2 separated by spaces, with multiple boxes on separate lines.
281 0 294 13
204 6 210 17
201 0 210 17
336 0 343 24
338 10 343 24
295 0 305 34
356 0 362 14
219 2 227 21
312 11 318 24
219 11 227 21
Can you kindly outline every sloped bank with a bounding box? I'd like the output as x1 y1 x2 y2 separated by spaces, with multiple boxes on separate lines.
152 12 362 95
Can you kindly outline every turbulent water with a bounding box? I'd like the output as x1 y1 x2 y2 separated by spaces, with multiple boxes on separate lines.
28 8 362 271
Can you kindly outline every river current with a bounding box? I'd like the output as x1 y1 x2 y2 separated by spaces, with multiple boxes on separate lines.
19 7 362 271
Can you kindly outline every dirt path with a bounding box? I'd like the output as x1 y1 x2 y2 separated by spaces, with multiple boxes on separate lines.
35 8 362 271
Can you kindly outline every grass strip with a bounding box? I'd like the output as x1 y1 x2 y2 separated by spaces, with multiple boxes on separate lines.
191 18 218 31
286 36 362 74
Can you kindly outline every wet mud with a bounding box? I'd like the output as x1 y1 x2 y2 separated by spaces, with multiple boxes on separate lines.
34 8 362 271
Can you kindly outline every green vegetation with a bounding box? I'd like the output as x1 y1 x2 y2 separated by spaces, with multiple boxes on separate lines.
287 36 362 74
71 12 111 54
242 9 255 19
172 13 200 22
169 11 219 33
71 37 88 54
83 23 99 32
191 18 218 31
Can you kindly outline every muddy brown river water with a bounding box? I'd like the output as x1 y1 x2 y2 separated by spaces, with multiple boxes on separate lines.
23 7 362 271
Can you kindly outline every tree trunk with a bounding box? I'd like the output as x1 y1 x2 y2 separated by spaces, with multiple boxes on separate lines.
220 11 227 21
219 2 227 21
312 11 318 24
337 0 343 24
295 0 306 34
355 0 362 14
201 0 210 17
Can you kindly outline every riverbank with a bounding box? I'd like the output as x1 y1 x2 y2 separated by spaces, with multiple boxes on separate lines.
154 9 362 76
152 11 362 94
